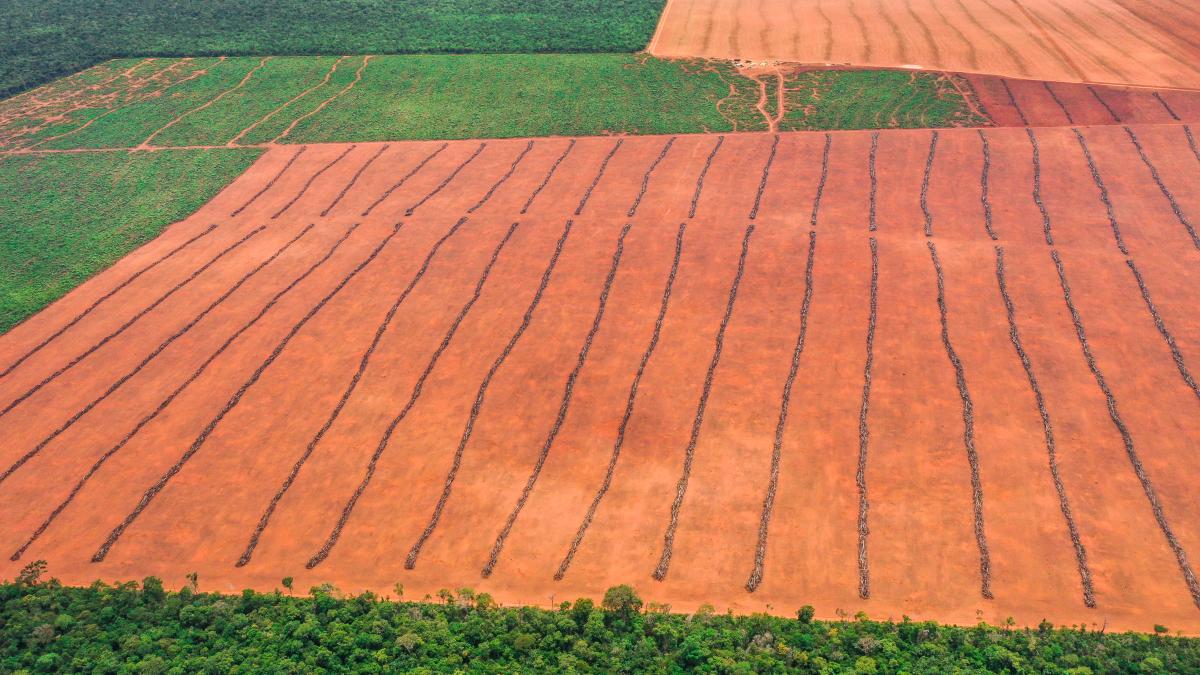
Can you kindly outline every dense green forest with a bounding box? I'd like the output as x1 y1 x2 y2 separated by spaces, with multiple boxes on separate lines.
0 0 667 98
2 565 1197 673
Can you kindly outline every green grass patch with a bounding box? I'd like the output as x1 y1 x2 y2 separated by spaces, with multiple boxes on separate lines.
0 148 261 333
781 70 987 130
2 572 1197 672
0 0 668 99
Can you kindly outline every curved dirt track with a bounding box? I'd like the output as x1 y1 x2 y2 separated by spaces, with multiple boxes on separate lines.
2 128 1200 633
648 0 1200 89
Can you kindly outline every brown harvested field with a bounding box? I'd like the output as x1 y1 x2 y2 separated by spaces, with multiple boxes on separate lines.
967 74 1200 127
648 0 1200 89
1 126 1199 633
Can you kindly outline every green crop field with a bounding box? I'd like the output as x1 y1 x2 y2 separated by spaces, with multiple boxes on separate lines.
0 55 985 153
0 148 262 333
0 0 667 99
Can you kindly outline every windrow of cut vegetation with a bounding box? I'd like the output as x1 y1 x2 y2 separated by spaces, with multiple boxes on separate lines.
0 55 988 153
2 567 1197 673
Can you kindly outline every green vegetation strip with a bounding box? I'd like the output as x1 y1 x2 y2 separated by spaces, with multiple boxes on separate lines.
2 566 1196 672
0 0 668 99
0 148 262 334
2 56 987 151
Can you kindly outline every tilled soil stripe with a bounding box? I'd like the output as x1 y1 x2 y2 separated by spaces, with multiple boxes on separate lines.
1071 129 1129 254
1125 258 1200 404
653 221 755 581
10 222 360 561
321 144 389 217
273 146 356 219
555 222 686 580
1153 92 1182 121
89 223 401 562
468 141 535 214
994 246 1095 607
628 138 677 217
746 230 816 592
1001 80 1031 126
927 241 993 600
0 223 218 379
406 143 487 216
689 136 724 219
0 226 265 420
575 140 624 216
1028 129 1053 246
244 216 504 568
921 131 940 237
1120 126 1200 250
1088 86 1123 123
979 131 998 240
361 143 449 217
231 147 307 217
749 135 780 220
857 237 879 599
1043 83 1075 124
0 224 315 487
521 140 576 215
810 134 831 228
405 220 575 569
482 222 635 578
1050 249 1200 608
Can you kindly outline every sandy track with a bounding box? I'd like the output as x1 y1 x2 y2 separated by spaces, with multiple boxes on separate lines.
648 0 1200 89
1 127 1200 633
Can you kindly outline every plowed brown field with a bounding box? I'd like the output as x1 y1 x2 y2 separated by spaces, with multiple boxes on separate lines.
2 127 1199 632
648 0 1200 89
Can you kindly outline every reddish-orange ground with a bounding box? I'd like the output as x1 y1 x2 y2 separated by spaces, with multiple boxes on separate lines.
1 127 1199 633
648 0 1200 89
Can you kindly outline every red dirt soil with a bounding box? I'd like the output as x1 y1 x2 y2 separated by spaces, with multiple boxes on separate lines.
967 74 1200 127
649 0 1200 89
1 127 1199 633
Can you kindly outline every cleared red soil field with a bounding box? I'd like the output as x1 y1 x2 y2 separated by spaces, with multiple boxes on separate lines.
649 0 1200 89
1 126 1199 633
968 74 1200 127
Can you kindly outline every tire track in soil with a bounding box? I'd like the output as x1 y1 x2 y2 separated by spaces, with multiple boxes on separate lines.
1050 249 1200 608
993 246 1095 607
921 131 940 237
321 144 390 217
810 134 831 228
1043 83 1076 124
139 57 271 149
575 140 623 216
404 220 575 570
555 222 686 580
228 56 349 146
231 146 308 217
481 222 635 578
0 227 266 421
1119 126 1200 251
652 221 754 581
89 223 402 562
273 146 356 219
0 224 315 488
406 143 487 216
749 135 779 220
1125 258 1200 405
242 216 504 568
979 131 998 240
745 229 816 592
628 138 676 217
927 241 993 600
9 222 361 561
273 55 373 143
521 140 576 215
1028 129 1054 245
1071 129 1129 254
361 143 449 217
0 224 218 379
856 237 879 599
689 136 724 219
469 141 535 214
